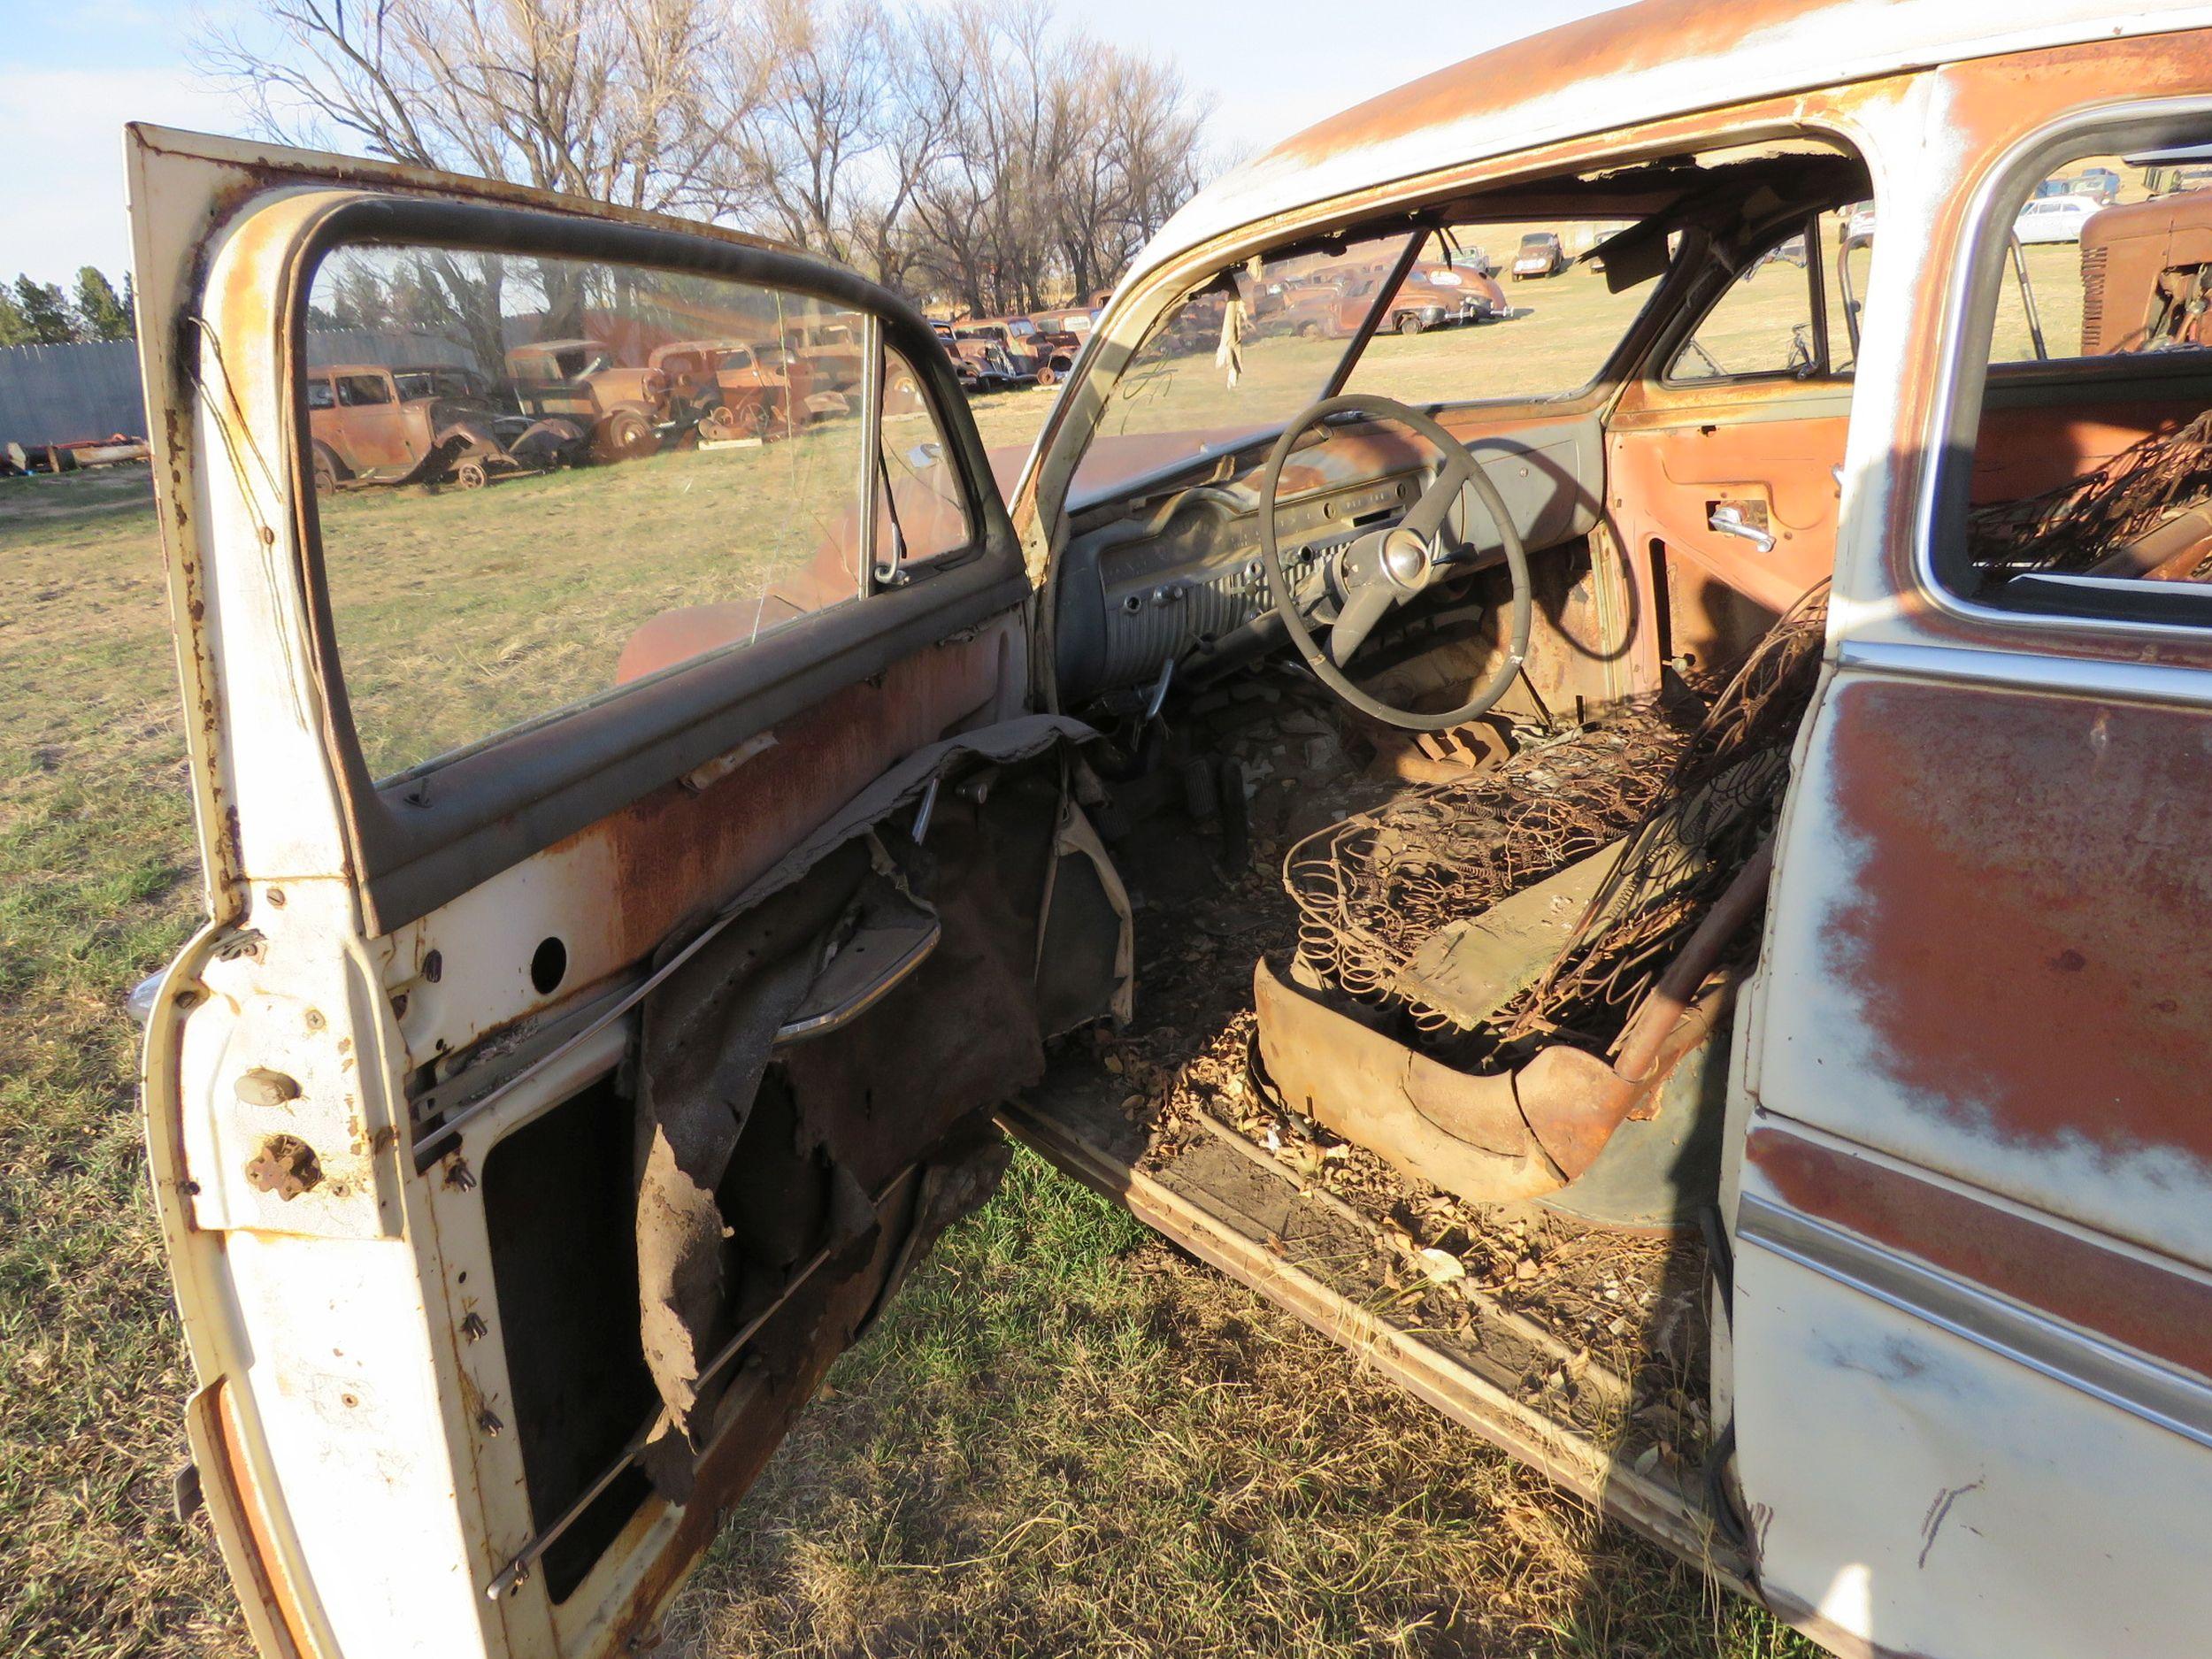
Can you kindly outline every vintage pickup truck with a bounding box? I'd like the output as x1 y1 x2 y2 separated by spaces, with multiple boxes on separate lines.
125 3 2212 1656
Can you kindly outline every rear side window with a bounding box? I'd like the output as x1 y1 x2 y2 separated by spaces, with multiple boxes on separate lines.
1932 128 2212 619
303 242 880 782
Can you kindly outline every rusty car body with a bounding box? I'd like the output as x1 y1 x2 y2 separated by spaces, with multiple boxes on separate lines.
504 338 676 461
644 338 849 442
2080 187 2212 353
304 364 570 490
777 317 865 396
1274 255 1509 336
127 4 2212 1657
1509 229 1568 277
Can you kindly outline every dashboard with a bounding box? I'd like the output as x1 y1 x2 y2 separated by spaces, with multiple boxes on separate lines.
1052 414 1605 703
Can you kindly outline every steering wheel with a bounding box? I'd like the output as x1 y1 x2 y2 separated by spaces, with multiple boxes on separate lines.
1257 393 1532 732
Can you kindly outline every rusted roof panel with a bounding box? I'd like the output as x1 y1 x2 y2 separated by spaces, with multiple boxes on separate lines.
1134 0 2212 286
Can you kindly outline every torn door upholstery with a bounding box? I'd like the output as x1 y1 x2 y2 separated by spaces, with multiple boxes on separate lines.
628 716 1122 1494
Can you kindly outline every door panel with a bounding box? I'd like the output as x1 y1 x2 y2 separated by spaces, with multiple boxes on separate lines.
130 126 1113 1658
1737 652 2212 1658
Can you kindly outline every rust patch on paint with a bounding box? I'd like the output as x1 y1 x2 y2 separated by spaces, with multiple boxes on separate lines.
1266 0 1839 165
1751 1126 2212 1383
1823 678 2212 1164
574 626 1005 969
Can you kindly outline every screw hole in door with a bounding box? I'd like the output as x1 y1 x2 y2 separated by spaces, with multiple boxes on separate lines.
529 937 567 995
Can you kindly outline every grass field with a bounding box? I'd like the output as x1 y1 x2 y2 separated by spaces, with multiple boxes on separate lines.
0 369 1824 1657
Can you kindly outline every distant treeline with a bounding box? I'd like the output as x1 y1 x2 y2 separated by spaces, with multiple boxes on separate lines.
0 271 135 346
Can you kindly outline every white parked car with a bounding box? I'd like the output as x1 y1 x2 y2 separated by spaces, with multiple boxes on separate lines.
2014 194 2103 242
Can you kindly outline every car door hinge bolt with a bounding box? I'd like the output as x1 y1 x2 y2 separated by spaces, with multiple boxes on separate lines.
234 1068 302 1108
243 1134 322 1200
460 1312 488 1342
477 1409 503 1437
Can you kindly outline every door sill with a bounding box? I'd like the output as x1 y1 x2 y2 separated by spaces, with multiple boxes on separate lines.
999 1058 1753 1593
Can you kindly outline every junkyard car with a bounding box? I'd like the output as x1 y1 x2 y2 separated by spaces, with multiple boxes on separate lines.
303 364 572 491
1266 256 1507 337
505 339 677 461
1509 228 1568 277
126 4 2212 1655
2013 193 2101 243
778 318 866 396
646 339 849 442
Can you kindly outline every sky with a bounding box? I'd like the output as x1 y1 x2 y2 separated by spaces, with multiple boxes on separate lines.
0 0 1627 290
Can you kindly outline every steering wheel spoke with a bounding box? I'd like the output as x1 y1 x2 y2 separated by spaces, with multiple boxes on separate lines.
1257 392 1532 733
1328 580 1399 666
1400 454 1472 545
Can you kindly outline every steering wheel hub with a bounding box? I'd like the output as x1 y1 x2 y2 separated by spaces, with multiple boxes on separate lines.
1379 526 1431 589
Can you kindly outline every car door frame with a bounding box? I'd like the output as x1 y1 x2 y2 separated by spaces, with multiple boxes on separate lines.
128 124 1078 1659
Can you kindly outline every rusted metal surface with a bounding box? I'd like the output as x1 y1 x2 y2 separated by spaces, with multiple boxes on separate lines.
1747 1125 2212 1384
2080 187 2212 355
1785 675 2212 1244
242 1133 324 1201
1254 956 1566 1201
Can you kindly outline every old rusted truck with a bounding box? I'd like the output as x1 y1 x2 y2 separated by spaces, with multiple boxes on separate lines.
303 364 576 490
645 338 849 442
124 5 2212 1656
504 338 677 461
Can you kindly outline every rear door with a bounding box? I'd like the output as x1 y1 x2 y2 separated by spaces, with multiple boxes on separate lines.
1730 104 2212 1659
129 126 1123 1658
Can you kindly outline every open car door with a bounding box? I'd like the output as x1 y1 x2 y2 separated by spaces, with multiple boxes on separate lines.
129 127 1126 1658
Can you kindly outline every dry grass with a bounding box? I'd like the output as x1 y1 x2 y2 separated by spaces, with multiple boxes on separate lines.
0 378 1814 1659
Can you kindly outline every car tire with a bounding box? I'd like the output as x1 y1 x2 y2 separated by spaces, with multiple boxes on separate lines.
311 445 341 495
1397 312 1425 335
596 409 656 463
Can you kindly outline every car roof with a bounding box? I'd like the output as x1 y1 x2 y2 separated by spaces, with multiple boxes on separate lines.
1133 0 2212 290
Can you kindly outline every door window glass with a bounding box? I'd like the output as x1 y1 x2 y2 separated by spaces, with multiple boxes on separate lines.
1936 134 2212 613
1671 227 1820 381
877 347 972 569
303 242 873 782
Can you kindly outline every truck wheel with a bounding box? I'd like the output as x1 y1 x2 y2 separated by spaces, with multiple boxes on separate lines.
1397 312 1425 335
698 405 740 442
311 446 341 495
1036 365 1058 388
1299 320 1324 339
454 459 488 489
596 409 655 462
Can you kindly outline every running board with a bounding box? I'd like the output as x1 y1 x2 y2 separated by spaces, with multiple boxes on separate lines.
998 1064 1753 1594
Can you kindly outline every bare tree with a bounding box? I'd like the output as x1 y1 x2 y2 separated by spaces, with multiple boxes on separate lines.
904 4 1211 316
202 0 1218 320
718 0 957 286
199 0 749 216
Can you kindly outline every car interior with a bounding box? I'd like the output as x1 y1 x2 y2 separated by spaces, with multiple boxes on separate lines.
260 120 2212 1610
1005 119 2212 1463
